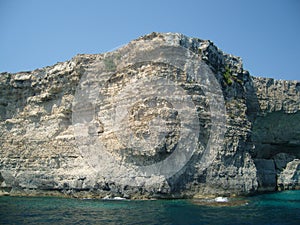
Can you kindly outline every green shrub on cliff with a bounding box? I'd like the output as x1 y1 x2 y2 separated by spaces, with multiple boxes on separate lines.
103 57 116 72
223 66 233 85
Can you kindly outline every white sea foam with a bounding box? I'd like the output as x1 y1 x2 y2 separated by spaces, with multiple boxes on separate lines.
102 196 126 200
214 197 228 202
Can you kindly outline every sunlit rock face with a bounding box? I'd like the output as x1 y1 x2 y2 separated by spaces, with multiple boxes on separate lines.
0 32 299 199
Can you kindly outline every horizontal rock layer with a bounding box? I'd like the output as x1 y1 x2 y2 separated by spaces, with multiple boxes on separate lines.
0 32 299 199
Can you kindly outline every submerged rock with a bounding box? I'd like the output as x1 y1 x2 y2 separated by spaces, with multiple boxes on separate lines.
0 32 299 199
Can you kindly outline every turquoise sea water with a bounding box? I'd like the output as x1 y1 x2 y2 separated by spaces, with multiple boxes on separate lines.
0 191 300 225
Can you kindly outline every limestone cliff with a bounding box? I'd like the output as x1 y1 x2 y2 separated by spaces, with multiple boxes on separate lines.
0 32 299 199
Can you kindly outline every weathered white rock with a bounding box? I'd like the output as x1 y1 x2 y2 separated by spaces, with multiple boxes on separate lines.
277 159 300 190
0 32 299 198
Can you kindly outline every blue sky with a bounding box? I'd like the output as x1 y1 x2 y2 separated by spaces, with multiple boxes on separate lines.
0 0 299 80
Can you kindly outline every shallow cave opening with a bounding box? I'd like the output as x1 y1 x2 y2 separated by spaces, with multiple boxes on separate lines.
250 111 300 191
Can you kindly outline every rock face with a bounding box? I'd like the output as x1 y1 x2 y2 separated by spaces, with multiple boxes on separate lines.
0 32 299 198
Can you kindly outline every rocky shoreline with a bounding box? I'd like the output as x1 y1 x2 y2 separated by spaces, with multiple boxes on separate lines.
1 33 299 199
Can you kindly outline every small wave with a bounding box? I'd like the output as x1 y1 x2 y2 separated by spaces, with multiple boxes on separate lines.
102 196 127 200
214 197 228 202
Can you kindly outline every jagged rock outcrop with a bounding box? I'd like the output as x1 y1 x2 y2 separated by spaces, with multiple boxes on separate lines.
0 32 299 198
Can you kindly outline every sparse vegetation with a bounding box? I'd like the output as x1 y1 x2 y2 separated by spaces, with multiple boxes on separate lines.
198 48 202 55
103 57 116 72
223 66 233 85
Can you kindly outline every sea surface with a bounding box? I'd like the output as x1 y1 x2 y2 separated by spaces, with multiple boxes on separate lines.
0 190 300 224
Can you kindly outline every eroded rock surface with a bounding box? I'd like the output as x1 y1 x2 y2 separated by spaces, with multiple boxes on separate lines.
0 32 299 198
